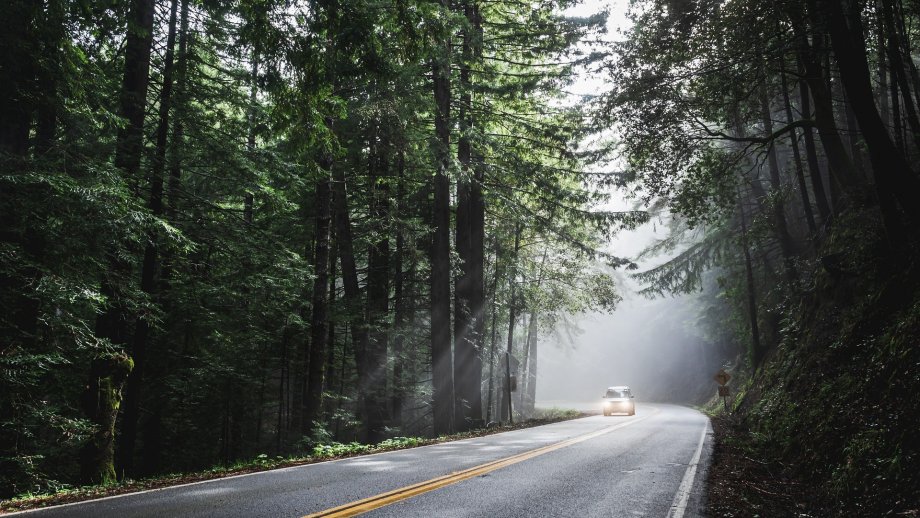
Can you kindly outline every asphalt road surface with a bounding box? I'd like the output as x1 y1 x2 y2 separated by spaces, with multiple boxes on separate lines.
12 404 712 518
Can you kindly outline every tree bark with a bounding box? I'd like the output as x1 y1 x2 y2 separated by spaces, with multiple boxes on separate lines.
521 311 538 416
305 1 343 436
95 0 156 346
780 61 818 237
877 0 891 130
894 0 920 110
118 0 179 475
797 57 833 224
365 126 391 443
485 244 501 425
114 0 155 181
431 0 454 436
304 167 331 433
499 224 520 423
167 0 190 223
34 0 65 154
790 8 860 198
453 0 481 431
323 229 338 419
392 151 408 424
332 162 369 433
759 90 798 282
244 47 260 225
81 354 133 484
0 2 39 155
881 0 920 151
0 2 59 360
738 196 764 369
816 0 920 234
468 2 486 428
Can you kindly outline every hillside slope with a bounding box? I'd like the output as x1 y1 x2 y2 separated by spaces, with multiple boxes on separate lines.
708 215 920 516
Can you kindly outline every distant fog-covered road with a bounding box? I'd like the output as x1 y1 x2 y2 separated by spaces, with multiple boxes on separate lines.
14 404 711 518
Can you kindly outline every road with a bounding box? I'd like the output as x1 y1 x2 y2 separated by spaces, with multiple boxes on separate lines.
11 404 711 518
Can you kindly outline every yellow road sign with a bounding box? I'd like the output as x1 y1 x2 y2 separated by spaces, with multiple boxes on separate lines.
713 368 731 386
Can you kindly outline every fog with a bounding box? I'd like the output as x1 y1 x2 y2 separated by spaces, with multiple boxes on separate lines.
528 0 724 411
535 289 723 409
535 219 725 411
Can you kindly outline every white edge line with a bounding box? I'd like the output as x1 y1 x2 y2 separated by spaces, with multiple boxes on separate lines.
667 421 710 518
3 408 657 516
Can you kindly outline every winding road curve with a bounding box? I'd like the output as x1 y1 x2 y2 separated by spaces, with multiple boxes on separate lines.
10 404 711 518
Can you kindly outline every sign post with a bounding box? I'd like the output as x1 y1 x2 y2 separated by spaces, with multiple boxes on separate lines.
713 369 731 413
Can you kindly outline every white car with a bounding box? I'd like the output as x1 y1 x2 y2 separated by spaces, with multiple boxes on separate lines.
602 386 635 416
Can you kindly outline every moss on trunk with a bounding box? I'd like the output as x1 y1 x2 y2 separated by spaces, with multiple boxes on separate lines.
80 353 133 485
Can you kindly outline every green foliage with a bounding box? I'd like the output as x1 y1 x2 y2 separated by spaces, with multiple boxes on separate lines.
531 407 582 421
1 0 627 498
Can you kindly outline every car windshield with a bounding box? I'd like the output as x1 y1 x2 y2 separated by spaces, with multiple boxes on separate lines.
605 389 628 398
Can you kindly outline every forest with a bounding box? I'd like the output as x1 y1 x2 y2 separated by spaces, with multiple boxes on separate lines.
3 0 920 514
1 0 630 496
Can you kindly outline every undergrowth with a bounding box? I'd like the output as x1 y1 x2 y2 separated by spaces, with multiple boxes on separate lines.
708 209 920 517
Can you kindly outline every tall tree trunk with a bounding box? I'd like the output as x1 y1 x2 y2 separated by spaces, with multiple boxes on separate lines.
430 0 454 436
244 47 260 225
332 162 369 433
453 0 480 431
0 1 60 360
365 126 391 443
108 0 158 477
323 230 338 419
881 0 920 150
468 2 486 428
276 327 289 454
759 90 798 282
499 224 520 423
485 245 501 425
843 94 867 178
780 62 818 237
891 52 905 151
392 151 408 425
34 0 65 154
167 0 190 224
81 354 134 484
126 0 185 476
877 0 891 130
304 168 331 433
894 0 920 109
304 3 341 435
113 0 155 181
797 58 833 224
0 2 39 155
790 10 860 199
816 0 920 234
738 196 764 369
523 312 538 416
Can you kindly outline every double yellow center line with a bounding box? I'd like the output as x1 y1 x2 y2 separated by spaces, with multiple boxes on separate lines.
304 410 657 517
